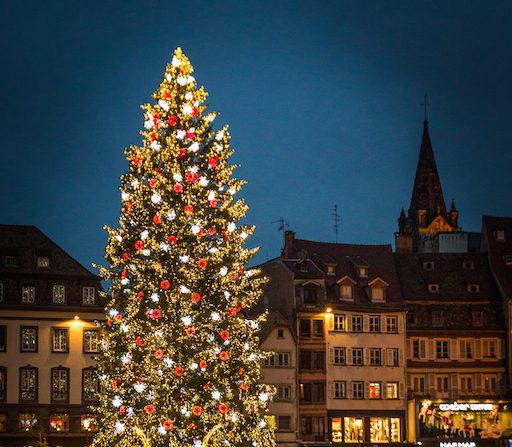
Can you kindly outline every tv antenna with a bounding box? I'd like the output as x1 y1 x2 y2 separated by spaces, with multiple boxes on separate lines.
332 205 341 243
272 217 289 236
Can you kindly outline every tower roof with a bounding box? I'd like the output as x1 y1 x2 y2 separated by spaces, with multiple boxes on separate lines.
408 120 448 222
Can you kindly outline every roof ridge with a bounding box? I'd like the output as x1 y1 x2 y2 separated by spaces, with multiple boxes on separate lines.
295 238 392 249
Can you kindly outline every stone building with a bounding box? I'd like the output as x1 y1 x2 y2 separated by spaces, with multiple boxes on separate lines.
0 225 103 447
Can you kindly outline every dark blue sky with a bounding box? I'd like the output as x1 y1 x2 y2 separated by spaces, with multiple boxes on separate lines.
1 1 511 269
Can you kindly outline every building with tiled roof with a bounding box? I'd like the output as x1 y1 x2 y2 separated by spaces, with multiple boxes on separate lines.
0 225 104 447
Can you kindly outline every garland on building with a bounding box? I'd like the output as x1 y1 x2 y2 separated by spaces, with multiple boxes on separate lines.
93 48 275 447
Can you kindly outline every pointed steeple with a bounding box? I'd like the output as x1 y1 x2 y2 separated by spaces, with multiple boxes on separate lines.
408 119 448 227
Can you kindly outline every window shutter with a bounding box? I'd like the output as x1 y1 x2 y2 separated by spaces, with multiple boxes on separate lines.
329 348 334 365
459 340 465 359
365 382 370 399
451 373 459 396
347 348 352 365
399 348 404 366
348 381 353 399
428 340 435 360
450 339 457 360
398 315 404 333
475 373 483 393
420 339 426 359
328 381 334 398
407 374 413 390
347 316 352 333
364 348 369 366
382 349 387 366
328 314 334 331
363 316 369 333
386 349 392 366
475 339 482 359
407 339 412 359
497 339 503 359
382 317 387 333
427 374 435 392
399 382 404 399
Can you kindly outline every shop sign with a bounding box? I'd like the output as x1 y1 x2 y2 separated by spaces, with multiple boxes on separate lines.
438 403 496 412
440 442 477 447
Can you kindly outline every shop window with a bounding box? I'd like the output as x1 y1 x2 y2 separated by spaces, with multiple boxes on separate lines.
331 418 342 443
81 414 99 432
19 367 38 402
333 347 346 365
277 386 291 400
0 367 6 401
0 326 6 352
352 381 364 399
51 368 69 402
386 382 399 399
344 417 364 442
18 413 38 431
334 381 346 399
52 285 66 304
369 382 381 399
84 328 99 353
0 413 6 432
333 314 345 331
82 286 96 305
369 348 381 366
82 368 99 403
369 315 380 333
49 413 69 432
352 348 363 366
21 286 36 304
369 418 401 443
385 315 398 333
351 315 363 332
436 340 449 359
52 328 68 352
278 416 291 431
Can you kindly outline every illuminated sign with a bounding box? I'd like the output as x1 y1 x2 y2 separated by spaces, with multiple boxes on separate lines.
439 442 476 447
438 402 495 412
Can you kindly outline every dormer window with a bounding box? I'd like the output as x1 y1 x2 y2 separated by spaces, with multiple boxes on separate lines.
495 230 505 241
467 284 480 293
418 210 426 226
423 261 435 270
326 264 336 275
37 257 50 268
472 311 484 327
340 284 352 300
463 261 474 270
359 266 368 278
303 286 317 306
504 255 512 266
4 256 17 267
368 278 388 302
298 262 308 273
428 283 439 293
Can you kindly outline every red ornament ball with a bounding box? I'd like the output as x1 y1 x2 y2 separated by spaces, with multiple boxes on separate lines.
218 403 228 414
134 240 144 250
197 259 207 269
144 404 155 414
160 280 171 290
191 292 201 303
173 183 183 193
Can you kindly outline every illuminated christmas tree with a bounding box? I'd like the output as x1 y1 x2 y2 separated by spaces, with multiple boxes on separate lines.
94 48 275 447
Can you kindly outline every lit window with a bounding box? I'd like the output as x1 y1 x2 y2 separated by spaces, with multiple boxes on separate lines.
20 327 37 352
37 257 49 268
52 285 66 304
81 414 99 432
386 382 399 399
334 381 346 399
21 286 36 304
84 329 99 353
352 382 364 399
0 413 6 432
333 347 346 365
51 368 69 402
369 382 381 399
19 367 38 401
52 328 68 352
82 287 96 305
82 368 99 403
333 314 345 331
49 413 69 432
18 413 38 431
359 266 368 277
326 264 336 275
370 417 401 442
423 261 435 270
344 417 364 442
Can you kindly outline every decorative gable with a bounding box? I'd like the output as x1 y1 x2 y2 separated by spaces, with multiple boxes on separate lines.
368 277 389 302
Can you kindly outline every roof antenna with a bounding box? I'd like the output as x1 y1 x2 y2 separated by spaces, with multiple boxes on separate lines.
332 204 341 243
271 217 289 237
421 94 431 122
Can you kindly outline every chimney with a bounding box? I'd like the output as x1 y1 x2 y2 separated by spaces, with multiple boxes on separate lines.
283 231 295 259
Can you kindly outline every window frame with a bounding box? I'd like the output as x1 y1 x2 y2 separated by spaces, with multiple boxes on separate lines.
386 382 399 399
435 339 450 359
352 381 364 399
351 315 363 333
334 381 346 399
369 315 381 333
52 284 66 304
20 326 38 353
0 367 6 402
82 367 99 403
0 325 6 352
51 367 70 403
82 286 97 305
19 366 38 402
21 285 36 304
83 328 99 353
352 348 364 366
385 315 398 333
333 347 346 365
369 381 381 399
369 348 382 366
52 327 69 353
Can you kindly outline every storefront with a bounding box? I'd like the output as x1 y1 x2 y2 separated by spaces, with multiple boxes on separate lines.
329 411 405 445
415 400 512 447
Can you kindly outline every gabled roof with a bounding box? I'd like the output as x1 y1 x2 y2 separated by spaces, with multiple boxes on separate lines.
0 225 97 277
258 310 294 342
482 216 512 298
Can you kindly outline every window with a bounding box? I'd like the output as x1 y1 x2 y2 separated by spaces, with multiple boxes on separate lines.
0 283 3 302
333 314 345 331
326 264 336 275
300 319 311 337
299 319 324 338
278 416 291 431
387 348 399 366
81 414 99 432
351 315 363 332
340 284 352 300
300 350 324 371
20 326 37 352
459 340 474 359
467 284 480 293
0 367 6 402
371 286 385 302
19 367 38 401
344 417 364 442
386 382 399 399
460 375 473 393
51 368 69 402
52 328 69 352
370 418 401 443
0 413 6 432
277 386 291 400
21 285 36 303
277 329 284 339
428 283 439 293
82 368 99 402
52 285 66 304
49 413 69 432
352 348 363 366
300 382 325 403
407 312 417 326
413 376 425 393
5 256 17 267
484 375 497 393
432 311 443 327
412 339 426 359
84 329 99 353
483 339 497 358
334 381 346 399
436 340 449 359
82 286 96 305
505 254 512 266
359 266 368 277
496 230 505 241
423 261 435 270
369 348 381 366
333 347 346 365
369 315 380 333
264 352 290 367
385 316 398 333
37 257 49 268
437 375 449 392
301 416 324 437
352 381 364 399
0 326 6 352
369 382 381 399
18 413 38 431
472 311 484 327
303 286 317 305
313 319 324 338
463 261 474 270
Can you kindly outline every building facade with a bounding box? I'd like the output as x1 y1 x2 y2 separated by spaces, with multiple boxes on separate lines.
0 225 103 447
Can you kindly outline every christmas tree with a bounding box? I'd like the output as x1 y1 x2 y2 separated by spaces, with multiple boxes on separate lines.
94 49 275 447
